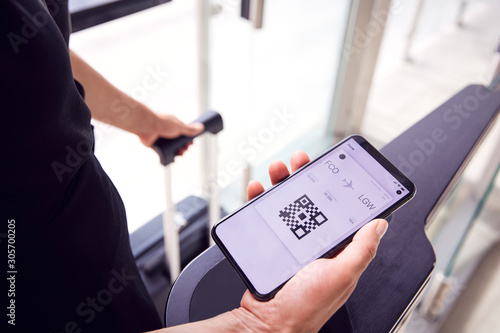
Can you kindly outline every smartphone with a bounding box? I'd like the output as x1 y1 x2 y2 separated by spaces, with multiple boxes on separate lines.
211 135 416 301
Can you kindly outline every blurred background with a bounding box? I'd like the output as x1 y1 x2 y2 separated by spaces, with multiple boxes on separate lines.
69 0 500 331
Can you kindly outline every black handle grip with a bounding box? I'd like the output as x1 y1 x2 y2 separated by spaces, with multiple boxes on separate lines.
153 111 223 166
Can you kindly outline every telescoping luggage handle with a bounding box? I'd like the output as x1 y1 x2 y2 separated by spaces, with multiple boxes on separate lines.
153 110 224 166
153 110 223 283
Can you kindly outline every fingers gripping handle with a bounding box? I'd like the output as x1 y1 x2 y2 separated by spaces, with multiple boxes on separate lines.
153 111 223 166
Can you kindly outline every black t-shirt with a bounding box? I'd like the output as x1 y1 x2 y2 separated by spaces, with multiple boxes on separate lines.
1 1 162 331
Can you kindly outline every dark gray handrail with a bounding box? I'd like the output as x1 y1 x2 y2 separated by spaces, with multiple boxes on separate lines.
165 85 500 332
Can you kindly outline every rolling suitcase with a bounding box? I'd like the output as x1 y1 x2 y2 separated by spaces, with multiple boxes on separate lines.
129 111 224 313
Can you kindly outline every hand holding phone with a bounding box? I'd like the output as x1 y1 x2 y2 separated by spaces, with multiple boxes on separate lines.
233 150 389 333
212 136 416 301
168 154 388 332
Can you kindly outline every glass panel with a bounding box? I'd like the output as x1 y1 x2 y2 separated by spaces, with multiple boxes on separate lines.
354 2 500 327
406 112 500 330
360 0 500 145
70 0 352 231
70 2 204 232
208 0 351 210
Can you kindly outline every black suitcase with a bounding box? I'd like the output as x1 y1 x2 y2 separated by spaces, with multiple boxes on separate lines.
129 111 224 315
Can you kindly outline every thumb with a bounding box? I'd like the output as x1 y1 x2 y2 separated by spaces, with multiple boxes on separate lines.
331 219 387 276
180 122 204 137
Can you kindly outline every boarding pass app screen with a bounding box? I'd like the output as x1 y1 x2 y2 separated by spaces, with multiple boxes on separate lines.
214 137 412 297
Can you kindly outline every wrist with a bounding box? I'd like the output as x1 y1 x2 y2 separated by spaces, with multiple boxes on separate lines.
117 99 159 144
229 307 275 333
132 105 159 138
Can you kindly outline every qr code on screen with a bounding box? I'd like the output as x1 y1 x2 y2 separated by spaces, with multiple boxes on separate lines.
278 195 328 240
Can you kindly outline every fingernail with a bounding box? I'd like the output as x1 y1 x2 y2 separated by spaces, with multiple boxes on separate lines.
376 220 388 239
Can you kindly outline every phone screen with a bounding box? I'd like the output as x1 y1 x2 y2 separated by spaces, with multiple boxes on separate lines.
212 136 415 300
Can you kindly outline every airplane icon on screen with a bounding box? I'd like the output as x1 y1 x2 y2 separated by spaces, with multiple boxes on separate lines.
343 179 354 190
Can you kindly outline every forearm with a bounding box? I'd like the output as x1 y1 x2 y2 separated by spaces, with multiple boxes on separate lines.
69 50 156 137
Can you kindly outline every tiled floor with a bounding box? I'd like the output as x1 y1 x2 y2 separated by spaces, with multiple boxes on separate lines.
440 241 500 333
